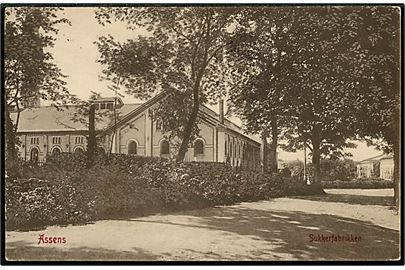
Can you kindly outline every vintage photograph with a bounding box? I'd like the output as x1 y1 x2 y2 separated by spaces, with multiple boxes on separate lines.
2 4 402 263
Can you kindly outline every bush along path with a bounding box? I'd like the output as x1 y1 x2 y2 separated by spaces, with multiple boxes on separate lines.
321 179 394 189
6 153 318 231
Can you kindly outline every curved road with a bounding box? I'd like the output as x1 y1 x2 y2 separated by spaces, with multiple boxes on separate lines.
5 189 400 261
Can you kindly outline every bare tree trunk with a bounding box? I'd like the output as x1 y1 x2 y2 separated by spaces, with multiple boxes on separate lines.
311 126 321 183
260 131 268 174
14 103 20 134
87 104 96 166
109 97 118 155
393 143 399 210
393 106 400 210
176 103 199 162
176 77 201 162
312 140 321 184
5 104 18 177
311 130 325 194
269 120 278 173
176 15 212 162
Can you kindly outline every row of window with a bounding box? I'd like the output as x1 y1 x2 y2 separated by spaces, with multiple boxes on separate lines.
29 146 85 163
75 137 84 144
29 136 84 145
52 137 61 144
30 137 39 144
225 137 244 159
28 138 202 157
95 102 114 110
127 139 204 156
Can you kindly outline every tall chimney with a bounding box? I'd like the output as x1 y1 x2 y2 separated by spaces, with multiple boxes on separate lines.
219 99 224 124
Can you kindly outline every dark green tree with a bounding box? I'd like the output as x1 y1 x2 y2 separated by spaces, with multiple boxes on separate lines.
228 7 360 185
4 7 74 170
277 7 366 189
227 7 300 173
349 6 400 208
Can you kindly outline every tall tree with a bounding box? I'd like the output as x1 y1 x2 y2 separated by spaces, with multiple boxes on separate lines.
95 7 240 161
227 7 299 173
4 7 74 168
350 6 400 208
278 7 363 188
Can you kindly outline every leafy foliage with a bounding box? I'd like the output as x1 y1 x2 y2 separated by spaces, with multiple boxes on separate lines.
228 7 298 136
227 7 399 186
6 153 313 230
322 179 393 189
4 7 77 109
4 7 78 167
285 158 357 182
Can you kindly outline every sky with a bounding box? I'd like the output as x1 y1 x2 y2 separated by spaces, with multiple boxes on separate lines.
45 7 383 162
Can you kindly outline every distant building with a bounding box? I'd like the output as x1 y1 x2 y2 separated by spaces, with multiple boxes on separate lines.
11 94 261 170
379 155 394 180
356 154 394 180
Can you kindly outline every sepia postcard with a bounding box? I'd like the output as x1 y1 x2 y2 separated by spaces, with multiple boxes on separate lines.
1 3 403 264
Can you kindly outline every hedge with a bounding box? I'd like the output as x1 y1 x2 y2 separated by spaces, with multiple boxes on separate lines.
321 179 394 189
6 153 312 230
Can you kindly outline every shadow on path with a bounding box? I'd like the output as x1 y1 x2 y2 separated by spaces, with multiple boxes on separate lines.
5 190 400 261
130 205 399 260
6 240 158 261
292 192 395 207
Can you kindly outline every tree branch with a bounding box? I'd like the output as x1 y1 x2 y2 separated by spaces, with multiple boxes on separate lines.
305 142 313 152
190 21 206 81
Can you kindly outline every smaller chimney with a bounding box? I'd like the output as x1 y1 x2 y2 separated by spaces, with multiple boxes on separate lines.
219 99 224 124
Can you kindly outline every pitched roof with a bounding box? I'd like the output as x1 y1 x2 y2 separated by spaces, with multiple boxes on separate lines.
93 97 124 104
380 153 394 160
199 105 261 144
11 104 141 132
358 153 392 163
11 94 259 144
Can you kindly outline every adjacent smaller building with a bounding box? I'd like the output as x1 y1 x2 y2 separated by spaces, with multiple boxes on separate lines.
379 155 394 180
356 154 394 180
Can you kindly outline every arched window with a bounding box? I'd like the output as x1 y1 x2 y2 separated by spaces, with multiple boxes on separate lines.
160 140 170 155
156 119 163 131
51 147 61 156
128 141 137 155
30 148 39 163
194 139 204 156
74 147 84 154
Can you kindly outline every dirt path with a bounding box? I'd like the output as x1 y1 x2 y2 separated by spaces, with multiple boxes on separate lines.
5 189 400 261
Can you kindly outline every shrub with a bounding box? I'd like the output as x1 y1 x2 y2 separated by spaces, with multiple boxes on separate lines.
322 179 394 189
78 161 165 218
5 178 92 230
284 158 357 182
6 154 317 230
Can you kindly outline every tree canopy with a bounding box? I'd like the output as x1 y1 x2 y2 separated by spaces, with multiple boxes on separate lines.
5 7 75 110
4 7 75 168
228 6 400 187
